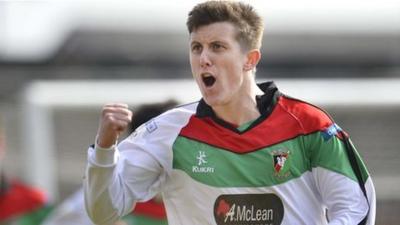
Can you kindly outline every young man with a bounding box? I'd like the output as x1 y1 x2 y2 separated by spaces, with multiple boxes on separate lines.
84 1 376 225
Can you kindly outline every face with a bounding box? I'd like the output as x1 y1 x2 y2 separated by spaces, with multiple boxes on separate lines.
189 22 250 108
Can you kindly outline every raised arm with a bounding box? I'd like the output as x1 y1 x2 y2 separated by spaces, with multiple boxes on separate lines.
84 103 167 225
84 103 133 224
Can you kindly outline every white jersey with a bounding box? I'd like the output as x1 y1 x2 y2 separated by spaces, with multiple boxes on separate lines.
84 82 375 225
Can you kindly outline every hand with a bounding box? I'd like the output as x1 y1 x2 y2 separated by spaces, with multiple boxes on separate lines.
96 103 133 149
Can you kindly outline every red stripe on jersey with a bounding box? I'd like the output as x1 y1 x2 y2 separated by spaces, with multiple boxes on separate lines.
179 96 333 153
133 199 167 219
278 96 333 134
0 180 47 220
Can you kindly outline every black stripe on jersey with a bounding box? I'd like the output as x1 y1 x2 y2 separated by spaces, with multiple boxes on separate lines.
341 131 370 225
279 94 371 224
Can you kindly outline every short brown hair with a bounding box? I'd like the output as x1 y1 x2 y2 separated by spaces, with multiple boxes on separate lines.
186 1 264 50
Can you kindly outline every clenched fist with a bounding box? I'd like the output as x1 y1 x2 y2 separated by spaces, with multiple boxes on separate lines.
96 103 133 149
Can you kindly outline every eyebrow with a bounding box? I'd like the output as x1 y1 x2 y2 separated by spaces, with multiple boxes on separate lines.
190 40 228 47
210 40 227 46
190 41 201 47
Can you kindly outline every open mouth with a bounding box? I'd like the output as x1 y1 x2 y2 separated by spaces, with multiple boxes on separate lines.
201 73 216 87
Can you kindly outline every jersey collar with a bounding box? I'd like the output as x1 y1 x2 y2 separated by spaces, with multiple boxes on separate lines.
195 81 281 133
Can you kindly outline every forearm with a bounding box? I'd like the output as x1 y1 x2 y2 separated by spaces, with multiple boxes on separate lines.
84 140 165 225
313 168 375 225
327 177 375 225
84 145 129 225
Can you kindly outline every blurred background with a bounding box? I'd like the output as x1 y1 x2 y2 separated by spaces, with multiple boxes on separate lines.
0 0 399 224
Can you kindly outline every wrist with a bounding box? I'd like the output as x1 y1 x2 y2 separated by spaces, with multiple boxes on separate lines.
95 135 117 150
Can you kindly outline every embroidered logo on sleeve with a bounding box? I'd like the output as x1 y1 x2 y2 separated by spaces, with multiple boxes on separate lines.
322 123 342 141
145 119 158 133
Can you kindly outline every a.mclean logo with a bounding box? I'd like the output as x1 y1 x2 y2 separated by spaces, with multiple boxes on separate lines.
192 151 215 173
214 194 284 225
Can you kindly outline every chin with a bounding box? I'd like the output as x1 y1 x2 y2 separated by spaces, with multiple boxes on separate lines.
202 96 217 106
203 96 227 108
201 87 231 107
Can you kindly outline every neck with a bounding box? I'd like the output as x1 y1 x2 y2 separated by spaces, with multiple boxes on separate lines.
213 80 263 126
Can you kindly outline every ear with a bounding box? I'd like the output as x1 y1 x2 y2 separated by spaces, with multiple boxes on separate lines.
243 49 261 71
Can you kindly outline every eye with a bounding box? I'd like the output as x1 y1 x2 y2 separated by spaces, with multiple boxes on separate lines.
211 43 225 51
191 44 202 53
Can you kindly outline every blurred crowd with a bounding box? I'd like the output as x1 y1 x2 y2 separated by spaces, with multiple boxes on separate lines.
0 100 177 225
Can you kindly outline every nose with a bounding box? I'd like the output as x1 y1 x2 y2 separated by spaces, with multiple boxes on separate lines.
200 50 212 68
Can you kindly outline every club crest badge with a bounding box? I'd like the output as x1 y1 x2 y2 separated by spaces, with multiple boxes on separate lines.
271 150 291 178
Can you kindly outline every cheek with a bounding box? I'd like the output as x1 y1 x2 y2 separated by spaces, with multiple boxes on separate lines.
225 54 244 70
189 56 198 75
225 60 243 78
190 55 201 69
227 66 244 87
189 55 194 67
221 72 242 90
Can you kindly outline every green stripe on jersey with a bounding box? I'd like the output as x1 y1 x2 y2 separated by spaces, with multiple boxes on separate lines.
173 132 369 187
123 214 168 225
237 119 256 132
172 136 310 187
306 132 369 183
